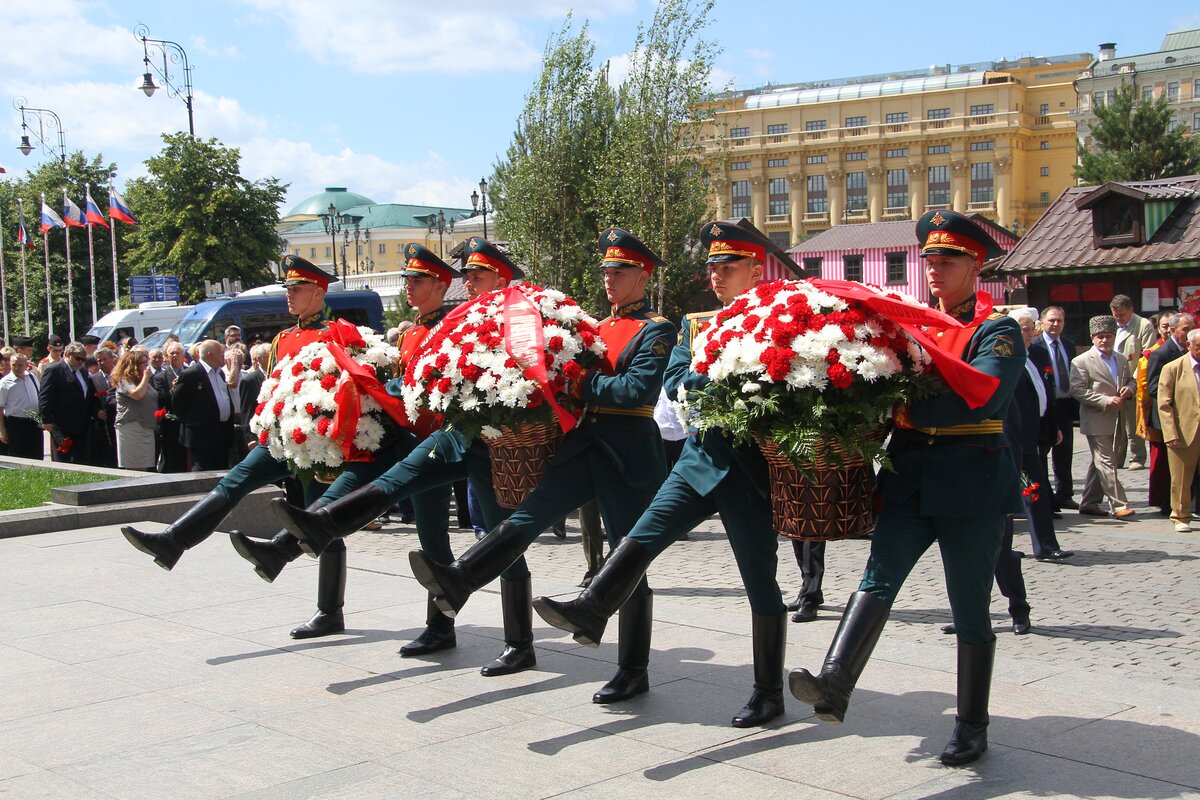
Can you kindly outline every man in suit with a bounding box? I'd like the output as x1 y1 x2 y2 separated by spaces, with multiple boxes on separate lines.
236 342 269 454
1111 294 1156 469
172 339 235 471
154 342 188 473
1156 327 1200 533
38 342 101 464
1028 306 1078 510
89 348 118 467
1070 316 1136 518
1144 313 1193 514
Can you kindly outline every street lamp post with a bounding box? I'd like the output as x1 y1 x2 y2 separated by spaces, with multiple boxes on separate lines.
14 97 67 164
136 23 195 137
320 203 344 280
469 179 493 239
428 209 454 258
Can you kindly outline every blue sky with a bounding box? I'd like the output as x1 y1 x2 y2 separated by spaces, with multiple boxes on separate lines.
2 1 1197 215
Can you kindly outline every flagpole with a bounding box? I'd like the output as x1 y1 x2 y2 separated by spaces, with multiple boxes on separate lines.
0 206 8 344
17 198 29 335
40 193 54 336
62 190 76 341
85 183 98 323
109 193 121 311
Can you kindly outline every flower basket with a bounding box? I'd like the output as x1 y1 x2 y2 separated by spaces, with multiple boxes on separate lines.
757 433 881 542
485 422 565 509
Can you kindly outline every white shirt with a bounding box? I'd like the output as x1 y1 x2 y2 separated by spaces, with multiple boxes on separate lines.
1042 331 1071 399
203 363 232 422
1023 358 1047 417
0 371 39 417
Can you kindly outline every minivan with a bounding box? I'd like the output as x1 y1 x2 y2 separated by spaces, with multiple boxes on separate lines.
86 302 194 345
170 284 385 348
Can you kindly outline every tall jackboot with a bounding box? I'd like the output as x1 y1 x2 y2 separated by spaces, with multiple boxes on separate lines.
788 591 889 724
533 537 656 647
272 483 393 557
939 639 996 766
592 591 652 704
121 490 233 570
230 499 326 582
290 543 347 639
409 521 531 618
732 611 787 727
399 596 456 656
480 577 537 676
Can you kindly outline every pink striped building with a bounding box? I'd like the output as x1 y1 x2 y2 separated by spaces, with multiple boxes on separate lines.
770 215 1016 304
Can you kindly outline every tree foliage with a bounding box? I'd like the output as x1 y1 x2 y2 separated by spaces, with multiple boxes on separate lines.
494 0 719 319
1077 82 1200 184
123 133 286 303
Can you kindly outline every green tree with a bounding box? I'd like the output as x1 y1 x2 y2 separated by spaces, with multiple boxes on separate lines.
1076 81 1200 184
123 133 286 303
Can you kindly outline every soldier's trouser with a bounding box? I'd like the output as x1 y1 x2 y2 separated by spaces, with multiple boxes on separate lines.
858 493 1005 645
626 466 784 615
501 448 658 591
214 445 291 505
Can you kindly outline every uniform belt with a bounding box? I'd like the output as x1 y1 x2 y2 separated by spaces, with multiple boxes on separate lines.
912 420 1004 436
587 404 655 418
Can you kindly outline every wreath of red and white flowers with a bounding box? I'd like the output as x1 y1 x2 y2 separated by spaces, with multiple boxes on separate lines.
401 284 606 440
679 279 937 467
249 323 399 476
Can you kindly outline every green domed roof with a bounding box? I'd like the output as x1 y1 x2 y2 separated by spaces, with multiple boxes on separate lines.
285 187 378 218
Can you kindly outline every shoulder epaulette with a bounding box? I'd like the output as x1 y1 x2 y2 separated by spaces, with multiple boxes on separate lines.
646 313 669 324
987 311 1006 321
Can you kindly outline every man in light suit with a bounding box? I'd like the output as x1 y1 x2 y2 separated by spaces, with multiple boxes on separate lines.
1156 327 1200 533
1145 313 1193 514
1070 315 1136 519
1111 294 1156 469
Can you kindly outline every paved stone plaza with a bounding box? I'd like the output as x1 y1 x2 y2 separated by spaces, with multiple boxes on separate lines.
2 432 1198 799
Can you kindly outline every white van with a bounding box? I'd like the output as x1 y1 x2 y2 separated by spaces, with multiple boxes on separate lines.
85 302 193 345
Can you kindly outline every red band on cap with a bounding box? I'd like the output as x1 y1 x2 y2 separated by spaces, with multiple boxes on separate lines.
603 246 654 274
465 252 512 282
708 239 765 262
922 231 983 264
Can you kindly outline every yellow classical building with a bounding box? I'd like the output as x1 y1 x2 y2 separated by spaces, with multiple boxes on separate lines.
702 52 1092 247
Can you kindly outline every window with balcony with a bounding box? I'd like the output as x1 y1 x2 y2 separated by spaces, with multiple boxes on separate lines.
767 158 789 167
843 254 864 282
886 168 908 210
805 154 827 164
845 171 867 213
730 127 750 139
969 141 994 151
969 104 994 116
805 120 827 131
928 165 950 207
1040 103 1050 116
885 252 907 284
927 108 951 119
886 148 908 158
1040 191 1050 202
845 116 868 128
927 144 951 155
845 151 867 161
767 123 789 135
802 257 823 278
769 178 789 215
885 112 909 124
731 180 751 217
970 162 994 204
807 175 828 213
730 161 750 170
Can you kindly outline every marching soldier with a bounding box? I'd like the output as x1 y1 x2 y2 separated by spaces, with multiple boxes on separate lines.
533 218 798 727
788 210 1024 766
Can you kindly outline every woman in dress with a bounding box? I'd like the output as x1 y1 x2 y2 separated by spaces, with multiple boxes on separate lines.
113 348 157 470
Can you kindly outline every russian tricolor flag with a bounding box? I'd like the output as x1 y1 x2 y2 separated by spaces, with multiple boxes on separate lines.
109 189 138 225
17 215 34 248
63 196 86 228
85 190 109 228
41 202 65 234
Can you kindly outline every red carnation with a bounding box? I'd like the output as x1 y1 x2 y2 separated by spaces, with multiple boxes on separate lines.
825 348 841 365
827 362 853 389
271 369 282 379
258 429 269 445
305 402 320 416
421 364 436 381
435 377 452 394
563 361 584 379
272 400 285 416
291 428 307 444
548 336 564 353
461 364 483 382
316 417 332 436
580 331 596 348
154 408 167 420
255 401 267 416
292 378 304 394
761 346 795 382
320 374 338 390
435 352 450 370
309 357 323 371
291 362 304 376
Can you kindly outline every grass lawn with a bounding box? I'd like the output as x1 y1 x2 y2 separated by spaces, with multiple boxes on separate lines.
0 467 117 511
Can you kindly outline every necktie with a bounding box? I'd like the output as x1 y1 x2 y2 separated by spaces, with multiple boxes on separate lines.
1054 339 1069 396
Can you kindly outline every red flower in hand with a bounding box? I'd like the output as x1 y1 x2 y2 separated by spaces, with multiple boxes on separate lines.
154 408 167 420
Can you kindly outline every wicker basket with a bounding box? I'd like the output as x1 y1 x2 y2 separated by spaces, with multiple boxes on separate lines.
486 422 564 509
757 433 881 542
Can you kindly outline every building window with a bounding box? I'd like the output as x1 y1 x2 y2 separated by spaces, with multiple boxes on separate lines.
805 154 827 164
1040 140 1050 150
1194 111 1200 132
886 168 908 210
1040 191 1050 202
1195 79 1200 98
845 171 867 213
802 257 822 278
767 123 789 135
969 141 994 151
1039 103 1049 116
730 161 750 170
767 158 789 167
927 144 951 155
885 252 907 284
845 151 867 161
845 115 868 128
769 177 789 215
807 175 828 213
970 162 994 204
805 120 827 131
377 243 386 254
1168 82 1180 101
310 247 316 258
1093 92 1106 108
1142 85 1155 102
928 165 950 207
324 246 331 258
885 112 909 124
886 148 908 158
730 127 750 139
927 108 951 119
969 103 994 116
769 232 790 249
1040 166 1050 177
843 254 864 282
731 180 751 217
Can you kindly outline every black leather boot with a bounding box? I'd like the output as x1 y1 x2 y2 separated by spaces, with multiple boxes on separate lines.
533 537 656 647
272 483 392 557
290 542 347 639
121 490 233 570
480 577 537 676
593 591 652 704
399 596 456 656
409 521 530 617
789 591 888 724
732 611 787 727
230 529 304 582
940 639 995 766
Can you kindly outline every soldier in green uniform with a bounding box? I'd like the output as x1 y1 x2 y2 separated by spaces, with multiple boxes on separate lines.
533 218 800 728
122 256 416 638
789 210 1024 766
262 240 539 676
390 229 677 704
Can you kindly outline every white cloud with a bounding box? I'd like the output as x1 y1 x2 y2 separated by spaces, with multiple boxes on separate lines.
0 0 139 76
604 48 737 93
189 34 243 61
